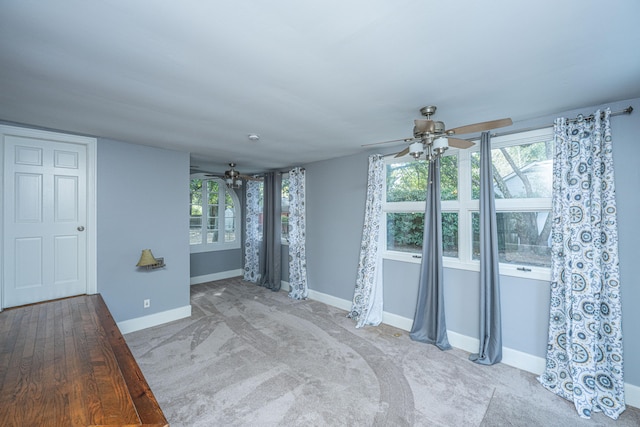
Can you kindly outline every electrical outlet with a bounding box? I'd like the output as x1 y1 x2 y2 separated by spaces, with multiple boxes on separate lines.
143 299 150 308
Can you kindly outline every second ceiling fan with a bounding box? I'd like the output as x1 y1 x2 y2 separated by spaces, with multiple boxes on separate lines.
365 105 512 160
206 163 262 188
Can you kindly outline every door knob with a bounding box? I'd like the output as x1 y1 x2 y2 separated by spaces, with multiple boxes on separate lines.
77 226 85 231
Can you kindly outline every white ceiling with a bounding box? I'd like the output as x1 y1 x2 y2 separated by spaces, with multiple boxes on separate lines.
1 1 639 174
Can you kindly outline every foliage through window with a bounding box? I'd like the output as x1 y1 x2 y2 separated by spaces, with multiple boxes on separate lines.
470 137 553 267
383 128 554 276
386 155 458 202
190 176 241 251
281 175 290 243
385 155 459 257
471 140 553 199
386 211 458 257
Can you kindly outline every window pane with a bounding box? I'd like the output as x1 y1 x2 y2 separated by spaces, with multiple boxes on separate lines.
387 212 424 252
206 180 220 244
386 212 458 256
442 212 458 257
281 177 290 202
190 179 202 205
208 180 219 204
190 179 203 245
190 218 202 245
472 211 552 267
281 212 289 240
207 205 219 244
439 155 458 201
281 177 290 241
386 161 428 202
471 140 553 199
387 156 457 202
224 191 235 242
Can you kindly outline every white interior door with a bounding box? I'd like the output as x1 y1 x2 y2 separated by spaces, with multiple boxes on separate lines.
3 134 88 307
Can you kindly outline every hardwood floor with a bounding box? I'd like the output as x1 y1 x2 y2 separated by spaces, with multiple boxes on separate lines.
0 294 168 427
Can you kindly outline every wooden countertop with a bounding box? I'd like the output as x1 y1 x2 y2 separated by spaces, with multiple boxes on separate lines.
0 294 168 426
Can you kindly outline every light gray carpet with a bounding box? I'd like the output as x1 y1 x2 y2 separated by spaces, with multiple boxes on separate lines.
125 278 640 426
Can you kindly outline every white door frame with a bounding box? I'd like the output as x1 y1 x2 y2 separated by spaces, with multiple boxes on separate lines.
0 124 97 310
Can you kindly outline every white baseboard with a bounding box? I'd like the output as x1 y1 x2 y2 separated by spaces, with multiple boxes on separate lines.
190 269 243 285
301 287 640 408
626 383 640 410
381 310 413 331
307 287 352 311
446 330 480 354
118 304 192 334
502 346 547 375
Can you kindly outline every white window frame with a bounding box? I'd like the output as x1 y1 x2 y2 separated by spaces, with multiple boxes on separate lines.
382 127 553 281
190 174 241 253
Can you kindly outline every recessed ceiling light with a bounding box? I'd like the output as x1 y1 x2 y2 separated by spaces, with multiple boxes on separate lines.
248 134 260 141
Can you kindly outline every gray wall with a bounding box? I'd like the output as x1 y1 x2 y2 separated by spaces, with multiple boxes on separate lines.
305 154 369 299
97 138 190 322
608 98 640 386
190 249 242 277
303 97 640 388
190 246 288 281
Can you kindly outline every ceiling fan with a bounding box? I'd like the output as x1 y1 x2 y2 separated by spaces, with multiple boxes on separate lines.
205 163 262 188
364 105 512 160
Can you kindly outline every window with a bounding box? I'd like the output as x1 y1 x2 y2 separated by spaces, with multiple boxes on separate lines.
383 127 553 279
281 175 290 243
469 133 553 269
190 175 241 252
384 154 459 256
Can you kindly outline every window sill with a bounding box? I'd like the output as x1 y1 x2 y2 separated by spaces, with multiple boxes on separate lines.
190 243 240 253
382 251 551 282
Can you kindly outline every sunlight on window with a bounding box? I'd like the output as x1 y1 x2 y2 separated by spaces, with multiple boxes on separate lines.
190 176 240 250
383 127 554 274
472 211 551 267
386 155 458 203
281 176 290 242
384 155 459 257
471 140 553 199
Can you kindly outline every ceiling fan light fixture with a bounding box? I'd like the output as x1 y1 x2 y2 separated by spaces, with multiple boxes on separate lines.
409 141 424 159
433 136 448 150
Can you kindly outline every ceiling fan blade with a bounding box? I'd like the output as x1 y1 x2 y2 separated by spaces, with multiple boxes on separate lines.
239 174 262 181
448 118 512 135
414 119 436 133
447 137 474 149
395 147 410 158
361 137 414 147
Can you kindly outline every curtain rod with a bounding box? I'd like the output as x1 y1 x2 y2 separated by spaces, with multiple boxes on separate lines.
277 167 305 174
486 105 633 140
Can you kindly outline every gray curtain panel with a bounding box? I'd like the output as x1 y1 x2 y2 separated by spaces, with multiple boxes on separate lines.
259 172 282 291
410 157 451 350
469 131 502 365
